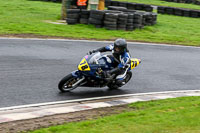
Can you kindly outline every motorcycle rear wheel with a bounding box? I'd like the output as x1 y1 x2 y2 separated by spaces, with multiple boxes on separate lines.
58 74 79 92
124 71 132 83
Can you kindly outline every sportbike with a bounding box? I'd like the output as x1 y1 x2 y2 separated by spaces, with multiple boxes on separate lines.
58 52 141 92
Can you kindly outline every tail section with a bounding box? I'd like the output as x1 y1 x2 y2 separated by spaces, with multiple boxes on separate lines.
130 58 141 70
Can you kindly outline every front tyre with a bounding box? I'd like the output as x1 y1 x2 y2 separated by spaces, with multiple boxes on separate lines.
58 74 80 92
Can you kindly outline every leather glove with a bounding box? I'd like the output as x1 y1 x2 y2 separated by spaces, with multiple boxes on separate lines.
88 50 96 55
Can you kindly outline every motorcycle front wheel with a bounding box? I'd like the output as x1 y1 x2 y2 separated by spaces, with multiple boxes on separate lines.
58 74 80 92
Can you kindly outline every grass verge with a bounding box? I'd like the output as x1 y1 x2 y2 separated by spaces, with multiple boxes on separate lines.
0 0 200 46
30 96 200 133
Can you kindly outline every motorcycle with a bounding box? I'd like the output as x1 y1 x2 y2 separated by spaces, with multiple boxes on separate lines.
58 52 141 92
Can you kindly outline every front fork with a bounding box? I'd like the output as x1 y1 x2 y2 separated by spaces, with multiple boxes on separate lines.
71 70 86 87
71 70 80 78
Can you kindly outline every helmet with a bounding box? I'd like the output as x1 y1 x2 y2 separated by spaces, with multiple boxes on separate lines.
113 38 127 55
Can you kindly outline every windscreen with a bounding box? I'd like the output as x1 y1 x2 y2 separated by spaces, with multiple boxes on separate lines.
88 52 101 64
88 52 107 65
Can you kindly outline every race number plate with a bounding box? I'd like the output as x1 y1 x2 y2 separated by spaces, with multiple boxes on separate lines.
78 58 91 71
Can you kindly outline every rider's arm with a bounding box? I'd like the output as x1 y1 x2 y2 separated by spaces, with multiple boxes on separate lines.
90 44 113 54
118 52 131 69
109 53 131 75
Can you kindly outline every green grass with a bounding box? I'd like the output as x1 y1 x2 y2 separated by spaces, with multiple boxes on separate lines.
30 96 200 133
116 0 200 10
0 0 200 46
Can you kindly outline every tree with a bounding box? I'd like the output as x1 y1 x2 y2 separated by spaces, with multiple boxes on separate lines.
61 0 67 20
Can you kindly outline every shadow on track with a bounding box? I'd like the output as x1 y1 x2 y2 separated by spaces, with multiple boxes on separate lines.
57 87 130 99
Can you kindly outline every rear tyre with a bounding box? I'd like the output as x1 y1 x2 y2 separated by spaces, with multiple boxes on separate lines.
58 74 79 92
124 71 132 83
107 83 119 89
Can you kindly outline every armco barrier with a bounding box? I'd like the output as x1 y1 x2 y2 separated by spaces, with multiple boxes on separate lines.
66 9 157 31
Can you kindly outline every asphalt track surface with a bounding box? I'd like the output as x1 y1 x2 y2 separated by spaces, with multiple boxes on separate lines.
0 38 199 108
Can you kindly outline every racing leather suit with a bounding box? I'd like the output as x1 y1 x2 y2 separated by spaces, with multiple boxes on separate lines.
91 44 131 86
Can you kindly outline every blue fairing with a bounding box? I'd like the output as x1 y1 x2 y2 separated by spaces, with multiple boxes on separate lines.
71 70 81 78
77 53 114 78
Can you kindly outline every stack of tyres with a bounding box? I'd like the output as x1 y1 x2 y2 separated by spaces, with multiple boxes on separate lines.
51 0 61 2
157 5 200 18
108 6 128 12
144 5 153 12
198 11 200 17
105 0 112 7
142 12 148 26
66 9 80 25
136 12 147 27
65 9 158 31
126 13 134 31
157 6 166 14
174 8 183 16
152 13 158 25
183 9 190 17
142 13 146 26
117 13 128 30
118 2 128 8
80 10 90 24
89 10 105 28
104 13 118 30
161 0 200 5
103 10 122 14
133 13 143 29
127 3 137 10
111 1 119 6
190 10 199 18
135 4 144 10
143 12 157 26
195 1 200 5
107 1 153 12
165 7 174 15
125 9 137 14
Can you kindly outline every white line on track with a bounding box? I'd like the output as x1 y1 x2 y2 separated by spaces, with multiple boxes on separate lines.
0 90 199 111
0 37 199 49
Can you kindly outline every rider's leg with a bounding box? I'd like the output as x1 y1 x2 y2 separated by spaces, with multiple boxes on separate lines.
115 67 129 86
104 55 130 86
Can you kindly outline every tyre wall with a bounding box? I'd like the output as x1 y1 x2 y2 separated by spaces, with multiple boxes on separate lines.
157 6 200 18
34 0 62 2
105 0 154 12
66 8 157 31
105 0 200 18
160 0 200 5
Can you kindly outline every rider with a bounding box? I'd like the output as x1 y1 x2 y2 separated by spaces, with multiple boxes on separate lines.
89 38 131 86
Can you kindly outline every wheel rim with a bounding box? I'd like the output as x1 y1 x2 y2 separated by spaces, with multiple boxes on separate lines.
62 78 78 91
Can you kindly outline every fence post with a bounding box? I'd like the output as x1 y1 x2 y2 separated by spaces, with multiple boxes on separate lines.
98 0 105 10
